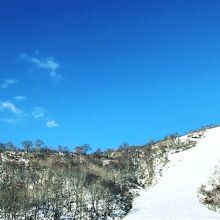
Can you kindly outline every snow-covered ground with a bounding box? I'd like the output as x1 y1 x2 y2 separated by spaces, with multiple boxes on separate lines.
123 127 220 220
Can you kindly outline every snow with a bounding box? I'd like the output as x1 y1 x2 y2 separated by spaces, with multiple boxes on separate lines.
123 127 220 220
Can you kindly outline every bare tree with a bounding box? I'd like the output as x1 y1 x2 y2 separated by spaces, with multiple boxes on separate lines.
35 139 44 152
21 140 33 153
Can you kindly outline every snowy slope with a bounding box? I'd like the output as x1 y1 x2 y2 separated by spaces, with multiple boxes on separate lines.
123 127 220 220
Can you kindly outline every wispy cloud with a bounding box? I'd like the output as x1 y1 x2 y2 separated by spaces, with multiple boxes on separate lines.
0 118 19 124
32 107 59 128
0 101 21 115
46 120 58 128
32 107 45 119
1 79 18 89
0 100 24 124
20 52 62 81
0 99 59 127
14 95 26 102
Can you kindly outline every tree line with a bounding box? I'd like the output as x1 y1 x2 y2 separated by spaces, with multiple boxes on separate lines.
0 132 197 220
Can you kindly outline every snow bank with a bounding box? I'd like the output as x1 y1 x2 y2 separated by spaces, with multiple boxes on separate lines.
123 127 220 220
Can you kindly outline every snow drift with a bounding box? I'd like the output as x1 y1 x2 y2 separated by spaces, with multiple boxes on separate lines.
123 126 220 220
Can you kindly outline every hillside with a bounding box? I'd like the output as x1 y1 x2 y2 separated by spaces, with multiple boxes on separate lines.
123 126 220 220
0 126 220 219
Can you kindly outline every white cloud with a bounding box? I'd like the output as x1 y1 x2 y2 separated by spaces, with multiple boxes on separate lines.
20 53 62 81
0 100 58 127
14 95 26 102
46 120 58 128
0 101 24 124
0 101 21 115
0 118 18 124
0 98 57 128
32 107 45 119
1 79 18 89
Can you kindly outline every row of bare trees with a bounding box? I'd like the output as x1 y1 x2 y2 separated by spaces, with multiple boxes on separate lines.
0 134 196 220
0 147 134 220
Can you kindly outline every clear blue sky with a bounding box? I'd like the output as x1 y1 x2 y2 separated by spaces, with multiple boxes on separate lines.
0 0 220 150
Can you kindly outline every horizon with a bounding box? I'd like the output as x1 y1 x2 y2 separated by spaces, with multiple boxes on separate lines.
1 0 220 150
0 124 217 152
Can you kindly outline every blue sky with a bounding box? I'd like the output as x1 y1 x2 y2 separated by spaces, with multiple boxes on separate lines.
0 0 220 150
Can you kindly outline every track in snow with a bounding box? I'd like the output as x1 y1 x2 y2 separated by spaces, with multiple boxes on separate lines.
123 127 220 220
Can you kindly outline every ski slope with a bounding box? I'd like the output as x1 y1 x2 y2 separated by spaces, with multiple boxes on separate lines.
124 127 220 220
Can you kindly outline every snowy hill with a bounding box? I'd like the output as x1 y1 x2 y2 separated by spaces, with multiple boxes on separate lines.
123 126 220 220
